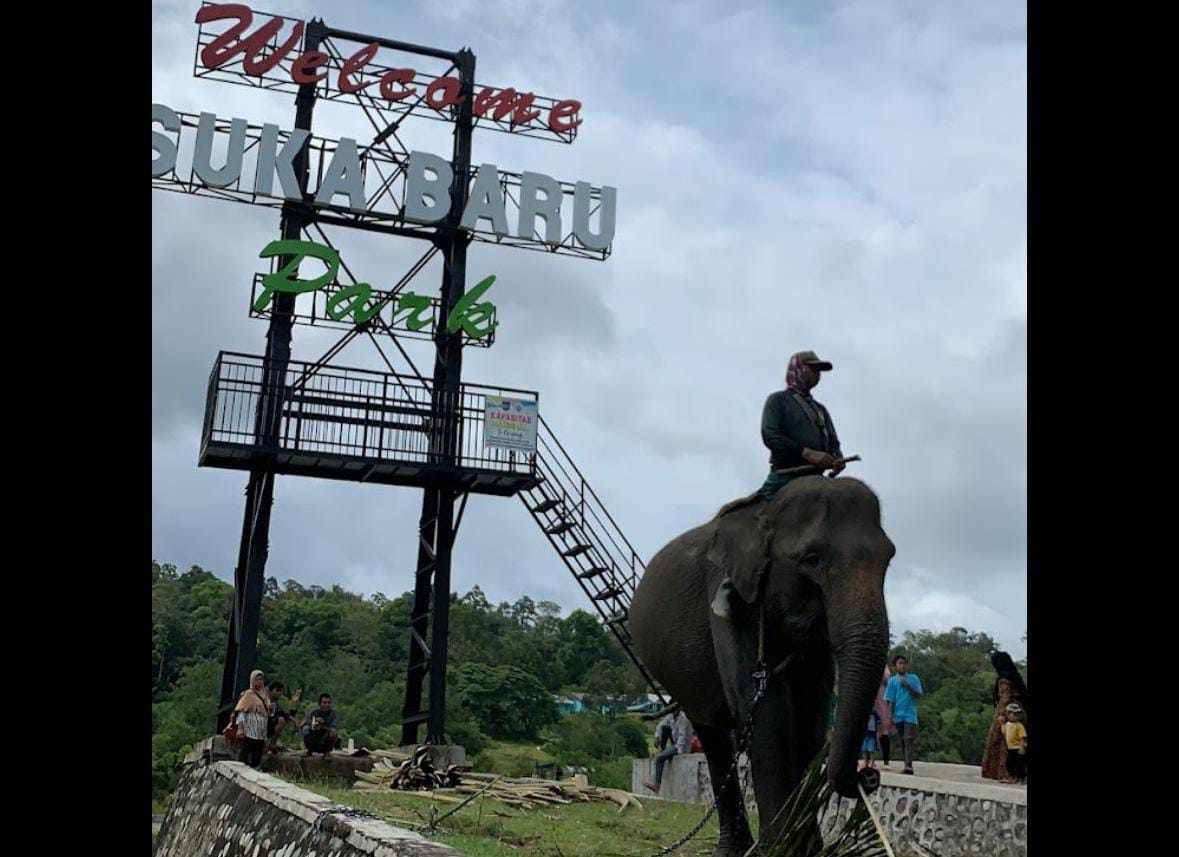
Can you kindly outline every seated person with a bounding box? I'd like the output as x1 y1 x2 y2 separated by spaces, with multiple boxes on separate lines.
266 681 302 753
641 709 693 795
301 693 339 757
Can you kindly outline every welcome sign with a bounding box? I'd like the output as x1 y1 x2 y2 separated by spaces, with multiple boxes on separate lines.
152 3 619 260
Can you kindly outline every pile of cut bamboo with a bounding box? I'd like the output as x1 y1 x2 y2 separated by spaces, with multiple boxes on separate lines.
353 748 643 813
354 746 462 790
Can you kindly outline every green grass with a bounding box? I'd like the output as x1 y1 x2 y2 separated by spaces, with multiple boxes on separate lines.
294 777 733 857
469 740 557 778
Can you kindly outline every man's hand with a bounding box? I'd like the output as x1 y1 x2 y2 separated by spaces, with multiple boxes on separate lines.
828 459 846 478
802 448 837 469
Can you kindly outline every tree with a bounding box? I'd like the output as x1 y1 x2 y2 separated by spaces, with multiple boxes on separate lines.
450 663 559 740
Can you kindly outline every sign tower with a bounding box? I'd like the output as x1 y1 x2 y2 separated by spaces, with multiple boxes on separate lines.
153 3 621 743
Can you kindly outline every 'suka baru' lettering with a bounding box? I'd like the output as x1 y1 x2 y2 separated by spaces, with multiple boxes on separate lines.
150 104 617 253
253 239 499 340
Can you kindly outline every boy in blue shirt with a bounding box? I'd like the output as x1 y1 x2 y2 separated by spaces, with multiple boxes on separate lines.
884 654 924 775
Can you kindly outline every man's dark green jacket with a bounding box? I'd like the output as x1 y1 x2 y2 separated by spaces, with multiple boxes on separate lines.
761 389 842 470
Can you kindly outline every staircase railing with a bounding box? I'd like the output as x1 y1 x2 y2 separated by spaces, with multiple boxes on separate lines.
520 415 668 704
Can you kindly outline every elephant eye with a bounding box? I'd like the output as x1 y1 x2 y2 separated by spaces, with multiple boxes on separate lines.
800 551 821 567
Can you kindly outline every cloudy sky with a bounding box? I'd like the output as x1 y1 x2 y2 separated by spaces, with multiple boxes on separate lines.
152 0 1027 658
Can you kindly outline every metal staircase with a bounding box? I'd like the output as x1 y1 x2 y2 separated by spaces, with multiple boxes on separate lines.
520 416 668 705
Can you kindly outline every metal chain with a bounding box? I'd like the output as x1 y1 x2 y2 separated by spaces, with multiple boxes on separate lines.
641 663 769 857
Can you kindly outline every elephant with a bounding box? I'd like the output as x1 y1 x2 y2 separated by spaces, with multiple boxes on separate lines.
629 475 894 856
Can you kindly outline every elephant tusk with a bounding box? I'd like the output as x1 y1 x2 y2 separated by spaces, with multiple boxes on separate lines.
711 578 735 619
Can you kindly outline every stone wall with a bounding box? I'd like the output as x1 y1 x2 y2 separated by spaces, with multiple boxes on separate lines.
156 760 460 857
632 755 1027 857
820 784 1027 857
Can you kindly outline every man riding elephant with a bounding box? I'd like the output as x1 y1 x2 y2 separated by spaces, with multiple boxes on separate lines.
759 350 845 499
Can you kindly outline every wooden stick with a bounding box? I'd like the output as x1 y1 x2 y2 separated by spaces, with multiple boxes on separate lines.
430 775 504 827
775 454 861 477
858 783 896 857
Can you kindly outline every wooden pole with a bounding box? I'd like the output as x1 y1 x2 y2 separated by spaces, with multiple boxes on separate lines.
858 783 896 857
774 454 862 477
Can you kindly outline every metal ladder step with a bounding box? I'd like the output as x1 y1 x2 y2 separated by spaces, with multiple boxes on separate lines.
592 585 624 601
544 521 575 536
531 498 562 514
562 544 591 558
401 711 429 726
577 566 610 581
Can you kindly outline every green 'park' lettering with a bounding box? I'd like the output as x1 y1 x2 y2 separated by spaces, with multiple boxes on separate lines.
254 239 341 312
448 275 498 338
252 239 499 339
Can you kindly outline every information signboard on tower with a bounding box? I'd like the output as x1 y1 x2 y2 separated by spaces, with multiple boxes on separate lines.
484 396 539 453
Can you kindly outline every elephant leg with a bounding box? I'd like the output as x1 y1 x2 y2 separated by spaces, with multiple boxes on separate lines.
777 656 834 853
787 653 833 773
708 605 816 854
746 675 825 855
695 722 753 857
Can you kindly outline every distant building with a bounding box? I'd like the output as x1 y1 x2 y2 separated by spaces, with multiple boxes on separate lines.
555 695 587 715
554 692 630 716
626 694 665 716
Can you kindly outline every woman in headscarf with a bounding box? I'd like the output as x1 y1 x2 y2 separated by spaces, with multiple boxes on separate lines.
981 652 1028 780
231 669 272 769
873 666 895 768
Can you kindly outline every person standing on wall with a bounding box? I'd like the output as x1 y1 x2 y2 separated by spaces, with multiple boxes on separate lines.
873 666 895 768
982 651 1028 780
230 669 271 769
1001 703 1028 784
884 654 924 775
759 350 845 500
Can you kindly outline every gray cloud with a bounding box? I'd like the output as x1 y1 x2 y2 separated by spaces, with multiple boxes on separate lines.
152 0 1027 656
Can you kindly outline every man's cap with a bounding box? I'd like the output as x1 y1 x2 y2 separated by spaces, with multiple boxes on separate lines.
795 350 833 371
1005 703 1023 714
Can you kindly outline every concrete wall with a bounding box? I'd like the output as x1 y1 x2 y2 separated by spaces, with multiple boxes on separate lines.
632 756 1027 857
633 753 754 805
821 783 1027 857
157 760 461 857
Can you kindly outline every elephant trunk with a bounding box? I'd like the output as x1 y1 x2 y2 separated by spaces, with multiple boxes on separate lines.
824 585 888 798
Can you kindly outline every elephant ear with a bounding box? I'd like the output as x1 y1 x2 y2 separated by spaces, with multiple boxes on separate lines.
705 507 775 605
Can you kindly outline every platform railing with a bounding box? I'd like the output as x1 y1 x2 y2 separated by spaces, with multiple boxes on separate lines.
201 351 538 477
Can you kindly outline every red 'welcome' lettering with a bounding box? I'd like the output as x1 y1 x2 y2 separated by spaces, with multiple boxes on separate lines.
547 99 582 133
196 3 304 76
425 77 465 110
291 50 329 84
474 88 542 126
339 42 379 94
194 4 583 132
379 69 416 101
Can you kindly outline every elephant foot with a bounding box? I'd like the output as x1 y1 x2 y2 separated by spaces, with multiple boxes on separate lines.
712 831 755 857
